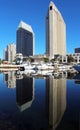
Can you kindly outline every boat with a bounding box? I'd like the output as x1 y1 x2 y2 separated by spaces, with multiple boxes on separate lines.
18 62 54 71
19 63 35 71
73 64 80 72
58 65 66 71
35 63 54 70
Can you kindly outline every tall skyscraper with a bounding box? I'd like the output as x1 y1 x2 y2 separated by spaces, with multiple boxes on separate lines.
16 21 34 56
46 1 66 59
4 43 16 62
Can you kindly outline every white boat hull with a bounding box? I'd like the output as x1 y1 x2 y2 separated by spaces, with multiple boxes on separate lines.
19 64 35 71
36 64 54 70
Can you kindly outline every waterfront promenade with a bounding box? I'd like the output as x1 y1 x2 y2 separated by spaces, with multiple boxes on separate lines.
0 64 19 71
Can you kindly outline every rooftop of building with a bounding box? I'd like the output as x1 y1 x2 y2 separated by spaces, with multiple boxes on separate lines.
47 1 65 24
18 20 34 33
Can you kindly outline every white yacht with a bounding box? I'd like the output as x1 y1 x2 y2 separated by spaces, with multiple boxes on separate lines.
36 63 54 70
19 63 35 71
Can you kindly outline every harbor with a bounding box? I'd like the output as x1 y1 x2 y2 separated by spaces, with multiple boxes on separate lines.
0 62 76 73
0 68 79 130
0 0 80 129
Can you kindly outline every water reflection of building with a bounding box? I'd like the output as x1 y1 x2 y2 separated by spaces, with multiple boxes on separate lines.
46 76 66 130
16 76 34 112
3 71 16 88
73 73 80 84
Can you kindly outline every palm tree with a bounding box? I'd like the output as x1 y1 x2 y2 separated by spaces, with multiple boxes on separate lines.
67 55 75 63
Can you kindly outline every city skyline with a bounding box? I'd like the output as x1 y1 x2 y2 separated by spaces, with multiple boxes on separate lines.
0 0 80 58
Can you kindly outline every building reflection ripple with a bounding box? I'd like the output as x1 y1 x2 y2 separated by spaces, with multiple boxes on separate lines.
73 73 80 84
16 75 34 112
46 76 67 130
3 71 35 112
3 71 16 88
3 70 67 129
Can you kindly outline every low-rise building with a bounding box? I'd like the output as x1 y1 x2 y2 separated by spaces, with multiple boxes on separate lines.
75 48 80 53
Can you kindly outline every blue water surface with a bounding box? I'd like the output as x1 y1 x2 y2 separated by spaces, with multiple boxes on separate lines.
0 71 80 130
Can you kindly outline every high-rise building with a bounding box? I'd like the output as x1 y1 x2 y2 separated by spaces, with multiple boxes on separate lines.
16 21 34 56
46 1 66 59
4 43 16 62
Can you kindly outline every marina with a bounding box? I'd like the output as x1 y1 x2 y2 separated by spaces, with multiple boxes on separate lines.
0 62 76 71
0 0 79 129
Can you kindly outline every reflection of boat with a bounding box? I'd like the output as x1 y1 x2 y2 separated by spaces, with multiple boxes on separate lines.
16 74 23 80
73 64 80 72
16 69 36 76
36 70 53 76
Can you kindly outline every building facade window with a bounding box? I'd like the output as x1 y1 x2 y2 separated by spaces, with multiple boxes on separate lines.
50 6 52 10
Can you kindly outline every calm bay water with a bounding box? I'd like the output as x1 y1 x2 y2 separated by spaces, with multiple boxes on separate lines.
0 70 80 130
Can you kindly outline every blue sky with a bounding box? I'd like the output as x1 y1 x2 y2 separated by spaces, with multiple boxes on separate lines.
0 0 80 59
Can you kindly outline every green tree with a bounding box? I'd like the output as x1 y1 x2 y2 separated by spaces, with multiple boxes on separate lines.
67 55 75 63
43 57 49 63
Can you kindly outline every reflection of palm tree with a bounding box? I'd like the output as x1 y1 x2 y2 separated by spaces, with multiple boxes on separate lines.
46 77 66 130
